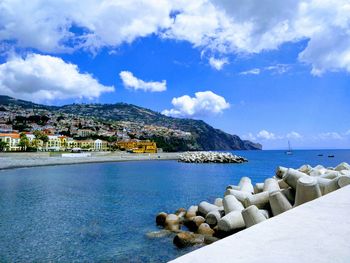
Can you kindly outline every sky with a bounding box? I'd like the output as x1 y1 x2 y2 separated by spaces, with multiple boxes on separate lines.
0 0 349 149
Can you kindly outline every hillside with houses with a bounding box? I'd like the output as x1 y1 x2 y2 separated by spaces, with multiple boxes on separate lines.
0 95 262 152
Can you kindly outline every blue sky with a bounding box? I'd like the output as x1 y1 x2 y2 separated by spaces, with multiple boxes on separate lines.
0 0 349 149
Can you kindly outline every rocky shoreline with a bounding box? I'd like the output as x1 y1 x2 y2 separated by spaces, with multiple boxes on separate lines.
178 152 248 163
153 162 350 248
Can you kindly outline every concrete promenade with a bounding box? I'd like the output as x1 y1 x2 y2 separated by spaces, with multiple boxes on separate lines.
171 185 350 263
0 152 180 170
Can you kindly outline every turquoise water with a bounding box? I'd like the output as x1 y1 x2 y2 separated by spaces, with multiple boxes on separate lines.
0 150 349 262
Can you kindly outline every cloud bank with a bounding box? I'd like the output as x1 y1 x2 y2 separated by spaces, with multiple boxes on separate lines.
244 130 302 141
119 71 166 92
162 91 230 117
1 0 350 74
0 53 114 102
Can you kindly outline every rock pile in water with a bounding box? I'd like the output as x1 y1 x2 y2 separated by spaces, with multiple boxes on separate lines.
178 151 248 163
152 162 350 248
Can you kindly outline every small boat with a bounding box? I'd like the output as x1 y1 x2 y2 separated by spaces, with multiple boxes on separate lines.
328 155 335 158
317 154 323 156
285 141 293 155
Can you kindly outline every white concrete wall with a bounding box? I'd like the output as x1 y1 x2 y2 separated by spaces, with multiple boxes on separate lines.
171 186 350 263
61 153 91 158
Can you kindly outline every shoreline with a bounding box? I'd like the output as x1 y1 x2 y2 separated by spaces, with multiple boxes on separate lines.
0 152 181 171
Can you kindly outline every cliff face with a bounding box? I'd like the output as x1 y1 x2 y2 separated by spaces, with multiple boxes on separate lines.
0 95 262 151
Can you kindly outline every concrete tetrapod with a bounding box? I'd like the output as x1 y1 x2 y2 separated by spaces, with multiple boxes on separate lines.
259 209 270 219
173 232 204 248
214 198 223 207
226 185 241 191
244 191 270 209
165 214 180 231
197 223 215 236
185 205 198 219
185 216 206 232
198 201 219 217
224 189 251 204
156 212 168 226
277 179 290 189
217 210 245 232
238 177 254 193
263 178 281 193
341 170 350 176
283 168 308 189
206 210 222 226
338 176 350 188
335 162 350 171
317 177 336 195
176 208 186 218
241 205 267 228
269 191 292 216
294 176 322 207
321 171 341 179
298 164 312 174
223 195 244 214
275 166 288 178
254 183 264 194
280 188 295 205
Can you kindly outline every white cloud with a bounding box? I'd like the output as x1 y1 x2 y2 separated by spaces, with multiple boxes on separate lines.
0 0 173 53
286 131 302 139
119 71 166 92
252 130 302 140
318 132 344 140
209 56 228 70
257 130 277 140
162 90 230 117
240 68 261 75
0 53 114 102
265 64 291 74
240 64 290 75
1 0 350 74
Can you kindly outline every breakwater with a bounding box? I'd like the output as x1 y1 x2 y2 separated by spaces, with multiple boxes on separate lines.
155 162 350 248
178 152 248 163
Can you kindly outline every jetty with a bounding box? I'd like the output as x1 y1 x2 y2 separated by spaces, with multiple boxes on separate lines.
178 151 247 163
154 162 350 261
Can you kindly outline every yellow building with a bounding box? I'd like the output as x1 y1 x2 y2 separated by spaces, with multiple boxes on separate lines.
47 135 61 151
117 140 157 153
0 133 21 151
59 136 68 149
67 139 108 151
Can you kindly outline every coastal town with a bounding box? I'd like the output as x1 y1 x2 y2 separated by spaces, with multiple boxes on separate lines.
0 103 185 153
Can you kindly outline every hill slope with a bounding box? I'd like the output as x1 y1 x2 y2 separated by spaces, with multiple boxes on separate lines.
0 95 262 151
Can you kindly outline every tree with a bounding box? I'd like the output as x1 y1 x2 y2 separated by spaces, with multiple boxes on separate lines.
0 141 8 151
33 130 49 150
19 133 30 151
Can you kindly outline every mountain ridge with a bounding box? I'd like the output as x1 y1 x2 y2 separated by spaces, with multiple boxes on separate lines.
0 95 262 151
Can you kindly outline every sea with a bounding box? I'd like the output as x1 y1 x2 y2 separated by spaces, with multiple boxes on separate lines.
0 149 349 262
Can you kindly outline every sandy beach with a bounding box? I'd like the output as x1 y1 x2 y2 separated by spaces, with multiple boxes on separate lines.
0 151 180 170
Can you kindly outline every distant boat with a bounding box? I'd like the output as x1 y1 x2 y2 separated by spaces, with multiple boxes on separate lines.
328 155 335 158
317 154 323 156
285 141 293 155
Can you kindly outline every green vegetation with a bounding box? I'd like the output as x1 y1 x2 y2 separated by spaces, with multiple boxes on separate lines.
0 141 8 151
18 133 30 151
